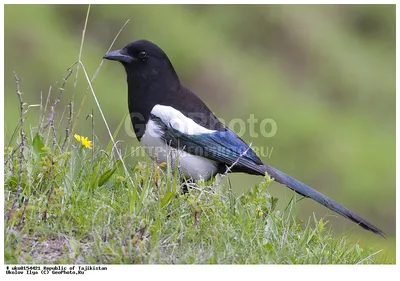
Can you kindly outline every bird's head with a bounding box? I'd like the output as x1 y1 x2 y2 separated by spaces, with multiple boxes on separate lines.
103 39 179 83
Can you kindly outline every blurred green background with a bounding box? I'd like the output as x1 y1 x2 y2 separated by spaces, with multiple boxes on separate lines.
4 4 395 261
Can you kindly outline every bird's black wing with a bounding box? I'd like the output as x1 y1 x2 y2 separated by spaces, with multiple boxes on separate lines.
151 115 265 174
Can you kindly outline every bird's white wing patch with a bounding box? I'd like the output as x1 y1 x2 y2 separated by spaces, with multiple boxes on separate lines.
140 119 218 180
151 104 216 135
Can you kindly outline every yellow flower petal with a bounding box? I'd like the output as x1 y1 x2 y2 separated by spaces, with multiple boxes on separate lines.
74 133 92 149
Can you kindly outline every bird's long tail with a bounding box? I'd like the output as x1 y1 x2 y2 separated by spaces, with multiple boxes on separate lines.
257 164 385 237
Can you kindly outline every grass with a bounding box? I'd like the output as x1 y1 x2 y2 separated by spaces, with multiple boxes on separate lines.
4 7 385 264
3 132 383 264
4 74 383 265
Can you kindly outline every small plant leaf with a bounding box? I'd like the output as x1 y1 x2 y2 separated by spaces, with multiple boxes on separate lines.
98 167 117 187
32 133 45 156
97 161 121 187
160 191 175 208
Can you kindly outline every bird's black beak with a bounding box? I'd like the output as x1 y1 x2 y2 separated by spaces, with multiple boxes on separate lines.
103 49 133 63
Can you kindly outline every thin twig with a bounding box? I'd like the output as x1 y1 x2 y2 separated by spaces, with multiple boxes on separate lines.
5 120 20 153
213 145 252 192
85 111 95 169
50 119 57 149
17 198 29 229
195 145 252 224
71 18 130 134
61 101 73 152
38 91 43 130
72 4 91 101
4 143 21 166
39 86 52 133
92 109 94 168
7 72 26 221
44 67 73 129
55 101 68 132
5 106 39 166
43 177 54 222
41 68 74 151
70 4 90 132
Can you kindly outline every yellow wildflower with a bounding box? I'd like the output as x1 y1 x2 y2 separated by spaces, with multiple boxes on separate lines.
74 134 92 149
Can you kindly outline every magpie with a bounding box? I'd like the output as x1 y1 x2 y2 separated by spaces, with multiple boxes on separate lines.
103 39 384 237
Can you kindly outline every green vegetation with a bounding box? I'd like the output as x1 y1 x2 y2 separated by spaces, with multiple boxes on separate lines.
3 92 384 263
4 5 395 263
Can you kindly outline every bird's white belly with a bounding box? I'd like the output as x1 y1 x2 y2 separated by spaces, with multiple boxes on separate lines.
140 120 218 181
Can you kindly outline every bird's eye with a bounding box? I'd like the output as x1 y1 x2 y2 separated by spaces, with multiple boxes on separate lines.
138 51 148 62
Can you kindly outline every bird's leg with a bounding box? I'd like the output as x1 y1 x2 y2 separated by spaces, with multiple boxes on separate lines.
180 177 194 194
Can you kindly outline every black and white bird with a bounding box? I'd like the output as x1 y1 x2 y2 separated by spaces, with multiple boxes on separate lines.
103 39 384 237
